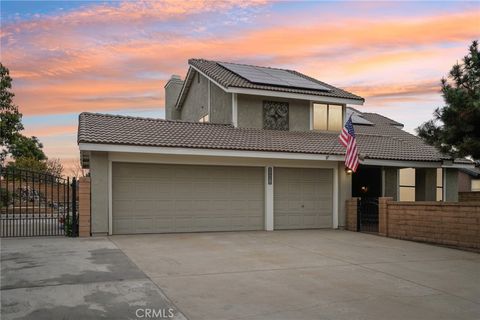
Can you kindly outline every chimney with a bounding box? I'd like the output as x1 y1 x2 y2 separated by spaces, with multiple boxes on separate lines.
164 75 184 120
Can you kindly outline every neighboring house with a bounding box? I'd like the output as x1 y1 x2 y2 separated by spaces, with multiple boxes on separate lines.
78 58 474 236
458 166 480 192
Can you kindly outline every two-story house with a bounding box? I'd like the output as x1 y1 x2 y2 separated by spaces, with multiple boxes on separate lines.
78 59 472 236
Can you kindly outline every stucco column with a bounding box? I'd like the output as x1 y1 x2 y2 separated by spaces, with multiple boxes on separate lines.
264 166 274 231
444 168 459 202
89 151 109 236
338 162 352 228
383 167 399 200
415 168 437 201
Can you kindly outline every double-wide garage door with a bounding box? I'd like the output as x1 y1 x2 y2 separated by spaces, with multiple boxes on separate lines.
112 163 333 234
112 163 264 234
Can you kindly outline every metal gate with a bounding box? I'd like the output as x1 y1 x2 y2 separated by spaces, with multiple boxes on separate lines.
0 167 78 237
357 197 379 233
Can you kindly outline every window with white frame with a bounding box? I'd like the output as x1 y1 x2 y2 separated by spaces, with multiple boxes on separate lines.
436 168 443 201
399 168 415 201
199 114 209 123
472 179 480 191
312 103 343 131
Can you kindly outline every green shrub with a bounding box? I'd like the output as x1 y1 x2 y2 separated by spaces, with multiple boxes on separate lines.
0 188 12 208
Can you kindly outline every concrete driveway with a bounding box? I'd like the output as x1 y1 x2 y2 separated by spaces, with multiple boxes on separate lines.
1 237 186 320
111 230 480 320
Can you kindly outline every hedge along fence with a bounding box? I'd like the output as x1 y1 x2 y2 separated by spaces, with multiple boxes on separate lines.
347 198 480 251
1 181 71 211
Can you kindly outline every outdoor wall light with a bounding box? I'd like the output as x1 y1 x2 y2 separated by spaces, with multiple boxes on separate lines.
345 168 353 175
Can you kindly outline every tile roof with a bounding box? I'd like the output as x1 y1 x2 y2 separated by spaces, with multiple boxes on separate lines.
78 112 451 162
187 59 364 102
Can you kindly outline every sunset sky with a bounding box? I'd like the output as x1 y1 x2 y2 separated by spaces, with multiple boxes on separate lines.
1 1 479 172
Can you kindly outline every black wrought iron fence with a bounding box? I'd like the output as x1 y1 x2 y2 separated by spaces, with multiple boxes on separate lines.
0 166 78 237
357 197 379 233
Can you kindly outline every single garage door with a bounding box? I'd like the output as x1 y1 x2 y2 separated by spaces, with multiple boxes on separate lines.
112 163 264 234
274 168 333 229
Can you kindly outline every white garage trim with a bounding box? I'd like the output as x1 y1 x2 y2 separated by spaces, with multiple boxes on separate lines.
108 158 113 235
333 166 339 229
106 154 340 234
265 166 274 231
232 93 238 127
80 143 345 162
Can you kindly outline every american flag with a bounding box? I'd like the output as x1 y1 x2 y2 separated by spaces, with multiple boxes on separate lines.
339 116 359 172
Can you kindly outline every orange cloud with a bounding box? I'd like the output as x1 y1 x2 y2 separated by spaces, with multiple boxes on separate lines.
345 80 441 99
23 125 78 138
2 5 479 120
1 0 268 36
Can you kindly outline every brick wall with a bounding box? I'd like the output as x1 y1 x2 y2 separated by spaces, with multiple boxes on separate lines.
346 197 358 231
381 199 480 251
459 192 480 202
78 177 91 237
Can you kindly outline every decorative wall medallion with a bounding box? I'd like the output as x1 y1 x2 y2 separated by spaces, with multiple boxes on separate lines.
263 101 289 130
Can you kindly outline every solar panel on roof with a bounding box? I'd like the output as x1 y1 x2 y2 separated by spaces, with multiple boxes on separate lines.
218 62 331 91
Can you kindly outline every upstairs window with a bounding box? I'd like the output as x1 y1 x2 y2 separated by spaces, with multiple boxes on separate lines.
312 103 343 131
199 114 209 123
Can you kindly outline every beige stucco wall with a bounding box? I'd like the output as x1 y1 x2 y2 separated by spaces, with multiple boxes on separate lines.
180 71 209 122
384 167 399 200
88 150 348 232
237 94 311 131
89 151 109 235
210 82 232 124
444 168 459 202
164 78 183 120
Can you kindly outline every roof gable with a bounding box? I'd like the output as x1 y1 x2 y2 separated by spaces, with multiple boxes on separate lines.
175 59 364 109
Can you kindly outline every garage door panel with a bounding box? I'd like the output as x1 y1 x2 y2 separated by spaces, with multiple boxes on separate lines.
274 168 333 230
112 163 264 234
114 218 134 234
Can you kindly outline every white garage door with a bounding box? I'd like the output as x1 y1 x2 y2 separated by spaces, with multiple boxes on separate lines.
112 163 264 234
274 168 333 229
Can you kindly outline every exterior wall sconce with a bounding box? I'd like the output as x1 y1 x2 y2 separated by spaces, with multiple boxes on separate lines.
345 168 353 175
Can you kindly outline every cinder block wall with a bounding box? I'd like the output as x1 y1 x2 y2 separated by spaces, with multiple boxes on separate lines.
346 198 358 231
459 192 480 202
381 199 480 251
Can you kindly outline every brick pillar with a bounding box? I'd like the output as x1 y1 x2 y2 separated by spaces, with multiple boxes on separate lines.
378 197 392 236
78 177 91 237
346 198 358 231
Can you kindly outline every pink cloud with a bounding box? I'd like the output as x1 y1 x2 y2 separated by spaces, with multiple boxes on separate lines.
1 2 479 163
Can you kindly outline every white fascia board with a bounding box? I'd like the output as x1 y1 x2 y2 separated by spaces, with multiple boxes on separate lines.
174 67 193 110
189 64 364 106
442 163 476 169
79 143 344 161
189 65 228 92
232 93 238 127
227 87 364 106
361 158 442 168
